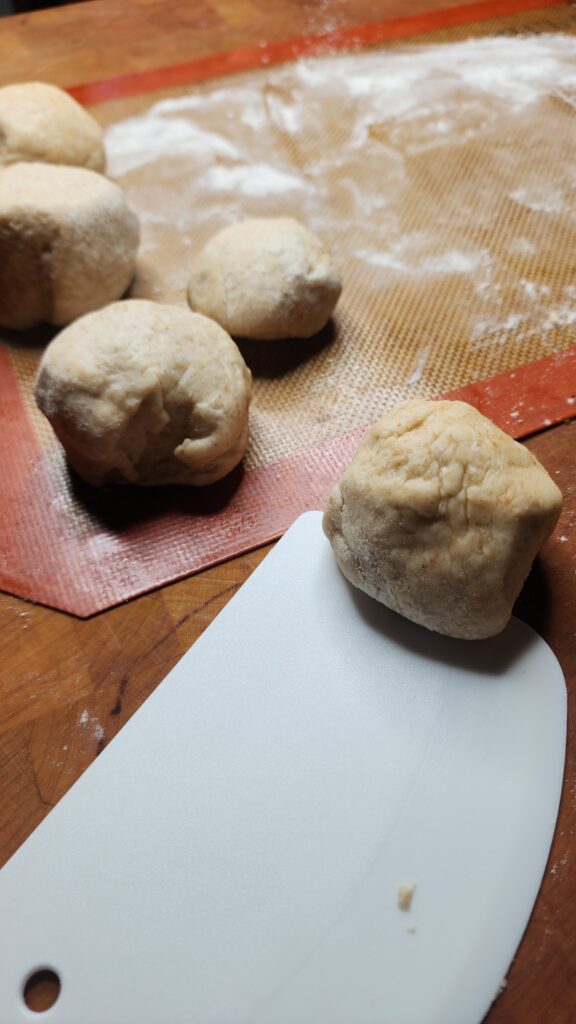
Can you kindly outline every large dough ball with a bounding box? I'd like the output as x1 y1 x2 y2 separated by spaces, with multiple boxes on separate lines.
187 217 342 339
0 162 140 329
0 82 106 172
35 299 252 487
323 400 562 639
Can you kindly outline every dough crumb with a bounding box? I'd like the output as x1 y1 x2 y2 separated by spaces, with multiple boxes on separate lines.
397 883 416 911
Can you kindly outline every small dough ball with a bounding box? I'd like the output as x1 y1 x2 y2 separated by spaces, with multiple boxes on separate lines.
0 162 140 329
323 400 562 639
34 299 252 487
187 217 342 339
0 82 106 172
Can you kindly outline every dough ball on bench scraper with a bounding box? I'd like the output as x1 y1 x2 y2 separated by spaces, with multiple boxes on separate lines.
0 82 106 172
323 400 562 639
0 162 140 329
35 299 252 487
187 217 342 339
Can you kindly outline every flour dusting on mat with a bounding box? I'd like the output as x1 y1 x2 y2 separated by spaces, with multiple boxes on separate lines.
100 32 576 469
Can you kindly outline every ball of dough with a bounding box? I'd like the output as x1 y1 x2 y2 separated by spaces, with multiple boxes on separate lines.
0 82 106 172
323 400 562 639
0 162 140 329
187 217 342 339
35 299 252 487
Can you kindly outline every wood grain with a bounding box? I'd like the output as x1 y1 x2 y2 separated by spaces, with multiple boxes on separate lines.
1 2 575 1022
0 0 494 89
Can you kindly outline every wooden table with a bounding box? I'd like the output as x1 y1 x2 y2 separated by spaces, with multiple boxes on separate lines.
1 2 575 1021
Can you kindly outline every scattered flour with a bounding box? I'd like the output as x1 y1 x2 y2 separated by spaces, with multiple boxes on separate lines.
105 117 240 176
406 345 431 385
204 163 306 197
78 709 106 743
397 883 416 911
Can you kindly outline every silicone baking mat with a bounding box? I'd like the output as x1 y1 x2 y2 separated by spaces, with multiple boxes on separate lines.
2 0 576 615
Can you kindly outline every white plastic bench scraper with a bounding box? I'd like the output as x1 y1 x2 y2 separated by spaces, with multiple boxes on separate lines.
0 511 566 1024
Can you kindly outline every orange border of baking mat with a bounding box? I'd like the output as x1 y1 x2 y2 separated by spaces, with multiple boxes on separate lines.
68 0 567 104
2 0 575 616
2 346 576 616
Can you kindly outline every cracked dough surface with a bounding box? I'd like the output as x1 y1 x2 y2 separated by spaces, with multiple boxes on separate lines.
35 299 252 487
0 82 106 172
323 399 562 639
0 162 140 329
187 217 342 340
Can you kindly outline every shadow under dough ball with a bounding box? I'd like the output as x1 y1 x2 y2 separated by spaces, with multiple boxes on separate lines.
323 399 562 640
187 217 342 340
0 81 106 172
34 299 253 487
0 162 140 329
